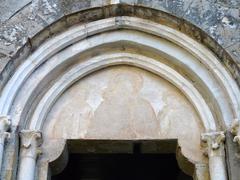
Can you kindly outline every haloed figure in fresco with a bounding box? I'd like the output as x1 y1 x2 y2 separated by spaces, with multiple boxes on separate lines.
86 70 159 139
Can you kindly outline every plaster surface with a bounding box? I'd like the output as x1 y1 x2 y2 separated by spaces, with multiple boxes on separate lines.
44 66 205 163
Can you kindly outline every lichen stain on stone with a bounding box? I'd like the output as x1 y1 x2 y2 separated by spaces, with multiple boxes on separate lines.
0 24 27 47
222 16 237 28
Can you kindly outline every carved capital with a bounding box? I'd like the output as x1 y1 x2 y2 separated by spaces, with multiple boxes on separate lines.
20 130 42 158
201 131 225 157
0 131 10 140
231 119 240 145
0 115 10 132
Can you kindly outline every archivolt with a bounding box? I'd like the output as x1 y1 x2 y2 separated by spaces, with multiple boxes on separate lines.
30 53 215 130
0 17 239 131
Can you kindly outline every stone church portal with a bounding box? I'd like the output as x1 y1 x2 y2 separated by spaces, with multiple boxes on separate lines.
0 1 239 180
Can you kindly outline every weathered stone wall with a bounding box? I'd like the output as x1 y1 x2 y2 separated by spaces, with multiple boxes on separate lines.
0 0 239 87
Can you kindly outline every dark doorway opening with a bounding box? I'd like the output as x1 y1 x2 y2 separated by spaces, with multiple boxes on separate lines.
52 153 193 180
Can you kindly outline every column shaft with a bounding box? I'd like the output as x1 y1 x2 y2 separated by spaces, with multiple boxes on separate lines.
193 164 210 180
17 130 42 180
0 135 4 170
0 116 10 172
201 131 227 180
18 156 36 180
209 156 227 180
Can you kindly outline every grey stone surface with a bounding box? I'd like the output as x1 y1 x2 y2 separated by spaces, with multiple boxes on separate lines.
0 0 31 23
225 131 240 180
1 131 19 180
227 43 240 63
184 0 240 47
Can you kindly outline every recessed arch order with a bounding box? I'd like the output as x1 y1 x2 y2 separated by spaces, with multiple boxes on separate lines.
0 16 239 133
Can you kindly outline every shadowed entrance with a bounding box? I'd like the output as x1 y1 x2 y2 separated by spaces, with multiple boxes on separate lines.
52 153 192 180
51 140 193 180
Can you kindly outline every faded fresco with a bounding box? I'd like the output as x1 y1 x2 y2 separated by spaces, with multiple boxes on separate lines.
44 66 204 161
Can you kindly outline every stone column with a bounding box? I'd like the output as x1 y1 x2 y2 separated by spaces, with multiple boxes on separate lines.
17 130 42 180
0 116 10 171
201 131 227 180
193 163 210 180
